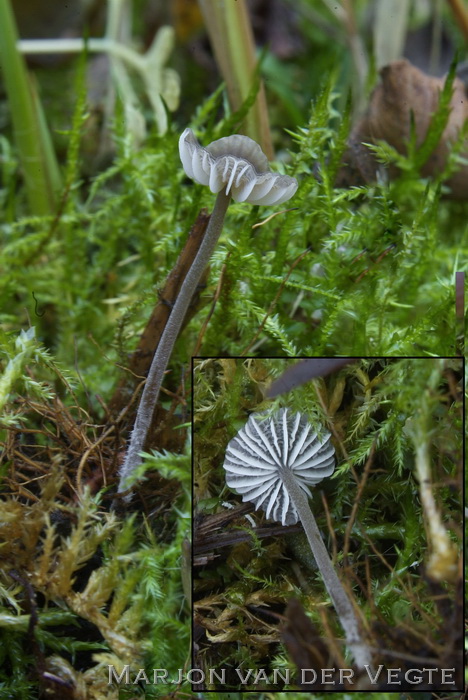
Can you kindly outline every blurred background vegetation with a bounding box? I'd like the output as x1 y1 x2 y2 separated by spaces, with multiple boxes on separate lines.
6 0 468 151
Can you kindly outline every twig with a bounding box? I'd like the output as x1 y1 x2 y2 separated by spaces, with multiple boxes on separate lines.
240 247 311 355
109 209 210 416
192 253 230 356
357 524 438 628
343 440 376 561
76 379 146 495
321 491 338 563
447 0 468 41
118 191 231 496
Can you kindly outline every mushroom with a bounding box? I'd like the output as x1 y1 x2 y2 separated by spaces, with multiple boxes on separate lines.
117 131 298 497
179 128 298 205
223 408 372 669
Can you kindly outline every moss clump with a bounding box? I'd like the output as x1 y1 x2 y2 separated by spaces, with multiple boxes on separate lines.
0 326 190 699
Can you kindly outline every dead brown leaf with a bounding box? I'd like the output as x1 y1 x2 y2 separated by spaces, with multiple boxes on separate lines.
339 59 468 199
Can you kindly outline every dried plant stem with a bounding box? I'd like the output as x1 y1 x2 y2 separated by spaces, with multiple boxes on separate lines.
447 0 468 41
279 466 372 669
198 0 273 158
414 440 458 582
240 247 311 355
117 190 231 496
0 0 61 215
409 359 459 582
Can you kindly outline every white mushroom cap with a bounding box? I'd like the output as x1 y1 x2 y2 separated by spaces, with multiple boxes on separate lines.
179 128 298 205
223 408 335 526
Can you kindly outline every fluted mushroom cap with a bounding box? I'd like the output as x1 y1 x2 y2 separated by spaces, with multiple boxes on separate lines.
179 128 298 205
223 408 335 526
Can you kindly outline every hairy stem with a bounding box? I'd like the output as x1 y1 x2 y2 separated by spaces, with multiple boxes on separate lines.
118 190 231 495
280 466 372 669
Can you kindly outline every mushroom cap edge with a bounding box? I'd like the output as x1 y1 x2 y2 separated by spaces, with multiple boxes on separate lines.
179 128 298 205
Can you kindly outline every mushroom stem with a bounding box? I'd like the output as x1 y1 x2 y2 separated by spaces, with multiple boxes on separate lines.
279 466 372 670
118 189 231 496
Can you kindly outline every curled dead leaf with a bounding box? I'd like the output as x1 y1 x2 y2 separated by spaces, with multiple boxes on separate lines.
340 59 468 199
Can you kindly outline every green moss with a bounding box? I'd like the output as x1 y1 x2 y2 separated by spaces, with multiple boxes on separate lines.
194 358 462 689
0 7 466 694
1 75 467 368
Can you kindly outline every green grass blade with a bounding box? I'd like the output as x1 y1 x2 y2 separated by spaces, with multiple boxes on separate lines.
0 0 62 215
198 0 273 158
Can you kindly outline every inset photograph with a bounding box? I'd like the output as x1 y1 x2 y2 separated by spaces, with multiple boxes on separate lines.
193 357 463 692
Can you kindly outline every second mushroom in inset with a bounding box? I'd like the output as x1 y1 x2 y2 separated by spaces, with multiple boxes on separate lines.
223 408 372 670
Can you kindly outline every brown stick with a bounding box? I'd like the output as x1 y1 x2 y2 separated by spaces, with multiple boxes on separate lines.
109 209 210 416
447 0 468 41
130 209 211 378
